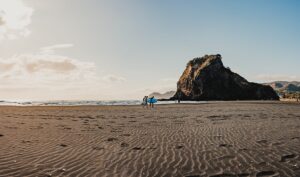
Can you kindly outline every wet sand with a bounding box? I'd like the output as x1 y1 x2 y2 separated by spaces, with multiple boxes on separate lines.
0 102 299 177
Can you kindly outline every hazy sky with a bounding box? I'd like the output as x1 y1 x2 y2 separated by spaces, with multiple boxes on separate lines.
0 0 299 100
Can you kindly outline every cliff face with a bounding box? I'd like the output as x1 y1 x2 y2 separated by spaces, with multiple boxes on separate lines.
172 54 279 101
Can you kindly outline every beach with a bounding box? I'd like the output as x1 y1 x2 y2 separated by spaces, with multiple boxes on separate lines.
0 102 299 177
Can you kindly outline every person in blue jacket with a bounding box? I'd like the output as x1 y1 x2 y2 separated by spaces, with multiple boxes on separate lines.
149 96 155 108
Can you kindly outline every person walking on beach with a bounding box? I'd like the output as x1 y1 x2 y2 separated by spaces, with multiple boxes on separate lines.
142 96 148 108
149 96 155 108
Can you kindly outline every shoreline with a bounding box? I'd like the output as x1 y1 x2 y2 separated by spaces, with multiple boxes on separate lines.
0 100 299 107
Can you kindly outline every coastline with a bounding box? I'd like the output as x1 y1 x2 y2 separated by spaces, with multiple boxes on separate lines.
0 100 298 107
0 99 300 106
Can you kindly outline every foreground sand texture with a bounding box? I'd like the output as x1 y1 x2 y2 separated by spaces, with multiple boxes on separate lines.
0 102 299 177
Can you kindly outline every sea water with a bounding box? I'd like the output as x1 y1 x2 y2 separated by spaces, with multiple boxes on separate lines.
0 100 207 106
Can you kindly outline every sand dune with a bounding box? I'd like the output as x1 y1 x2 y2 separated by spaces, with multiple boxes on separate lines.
0 102 299 177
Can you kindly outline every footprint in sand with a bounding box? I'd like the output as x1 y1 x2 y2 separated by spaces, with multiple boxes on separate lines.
256 171 278 177
21 140 32 143
120 142 129 147
121 133 131 137
280 154 298 162
270 142 283 146
59 144 67 147
132 147 144 150
176 145 184 149
291 137 300 140
107 137 118 142
219 144 233 148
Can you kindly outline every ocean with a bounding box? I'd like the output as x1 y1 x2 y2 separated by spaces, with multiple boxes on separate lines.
0 100 207 106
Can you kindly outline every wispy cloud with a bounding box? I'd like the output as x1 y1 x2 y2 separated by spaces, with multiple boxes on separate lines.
102 74 126 83
0 0 33 40
40 44 74 54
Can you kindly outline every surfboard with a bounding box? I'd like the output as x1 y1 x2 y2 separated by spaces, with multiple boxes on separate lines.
148 98 157 103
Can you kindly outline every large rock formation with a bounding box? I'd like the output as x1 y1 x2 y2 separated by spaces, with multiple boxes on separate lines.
171 54 279 101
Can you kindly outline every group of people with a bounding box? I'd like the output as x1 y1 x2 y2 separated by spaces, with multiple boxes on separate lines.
142 96 155 108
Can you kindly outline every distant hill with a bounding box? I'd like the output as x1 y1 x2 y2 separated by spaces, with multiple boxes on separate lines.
265 81 300 92
149 91 176 99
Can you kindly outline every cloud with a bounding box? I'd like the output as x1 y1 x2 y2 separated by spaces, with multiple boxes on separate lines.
0 54 96 86
0 44 129 100
255 74 300 82
40 44 74 54
0 54 92 74
102 74 126 83
0 44 96 91
0 0 33 40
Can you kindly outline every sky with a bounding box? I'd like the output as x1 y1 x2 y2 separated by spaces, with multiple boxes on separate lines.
0 0 299 100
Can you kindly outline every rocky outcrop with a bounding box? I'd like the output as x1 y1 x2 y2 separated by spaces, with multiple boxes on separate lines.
171 54 279 101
